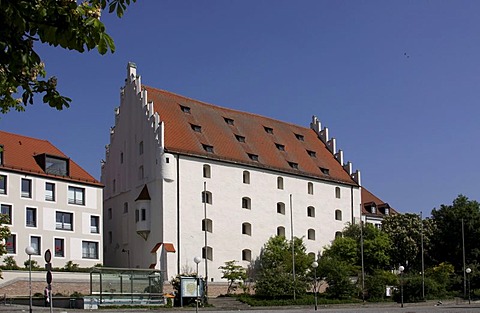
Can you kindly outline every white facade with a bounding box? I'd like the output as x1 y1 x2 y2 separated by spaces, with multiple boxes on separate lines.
0 170 103 268
102 63 362 282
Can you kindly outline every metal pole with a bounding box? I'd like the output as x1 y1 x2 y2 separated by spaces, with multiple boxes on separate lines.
28 254 32 313
195 262 199 313
420 211 425 300
360 215 365 302
462 218 466 299
290 194 296 300
401 272 404 308
314 267 317 311
468 273 471 304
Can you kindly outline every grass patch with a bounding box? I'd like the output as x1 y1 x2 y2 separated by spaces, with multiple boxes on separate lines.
236 293 362 307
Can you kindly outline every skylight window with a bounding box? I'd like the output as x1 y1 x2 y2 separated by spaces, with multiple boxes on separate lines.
191 124 202 132
307 150 316 157
320 167 330 175
202 144 214 153
235 134 246 143
275 143 285 151
248 153 259 161
295 133 304 141
288 161 299 169
224 117 234 125
264 126 273 134
180 105 191 113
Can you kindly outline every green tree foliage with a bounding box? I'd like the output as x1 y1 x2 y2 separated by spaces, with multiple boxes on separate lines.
364 270 397 301
0 0 136 113
2 256 19 270
382 213 435 270
24 259 40 270
219 260 247 294
0 215 11 277
254 236 311 299
430 195 480 272
317 256 358 299
64 260 80 271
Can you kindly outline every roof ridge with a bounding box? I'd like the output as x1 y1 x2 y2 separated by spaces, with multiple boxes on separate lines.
144 85 314 132
0 130 51 144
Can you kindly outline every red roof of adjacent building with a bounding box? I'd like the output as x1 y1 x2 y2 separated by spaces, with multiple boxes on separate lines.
145 86 358 186
0 130 101 186
361 187 398 216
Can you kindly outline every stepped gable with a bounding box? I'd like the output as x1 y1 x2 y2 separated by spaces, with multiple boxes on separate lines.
145 86 358 186
0 130 101 185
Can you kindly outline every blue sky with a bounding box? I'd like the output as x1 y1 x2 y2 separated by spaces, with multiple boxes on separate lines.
2 1 480 215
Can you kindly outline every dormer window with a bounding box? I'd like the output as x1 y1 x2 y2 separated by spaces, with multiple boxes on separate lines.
288 161 298 169
264 126 273 134
224 117 234 125
307 150 316 157
180 105 191 113
248 153 259 161
275 143 285 151
202 144 214 153
191 124 202 132
235 135 245 142
320 167 330 175
295 133 304 141
34 154 69 176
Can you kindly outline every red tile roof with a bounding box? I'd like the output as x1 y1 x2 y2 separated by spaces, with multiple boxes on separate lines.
361 187 398 216
0 130 101 186
145 86 358 186
150 242 176 253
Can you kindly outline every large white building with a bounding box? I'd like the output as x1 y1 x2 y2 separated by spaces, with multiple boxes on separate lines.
101 63 362 282
0 131 103 268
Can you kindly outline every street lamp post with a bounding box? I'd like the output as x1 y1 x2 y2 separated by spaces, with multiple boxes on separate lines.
25 246 35 313
399 265 405 308
194 256 202 313
312 261 318 311
466 268 472 304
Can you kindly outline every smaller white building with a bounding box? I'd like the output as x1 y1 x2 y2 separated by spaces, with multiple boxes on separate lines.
0 131 103 268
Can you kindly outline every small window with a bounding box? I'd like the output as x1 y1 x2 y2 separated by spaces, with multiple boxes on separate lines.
44 155 69 176
203 164 211 178
307 150 316 157
307 182 314 195
120 152 124 164
335 187 341 199
202 144 214 153
123 202 129 213
277 226 285 237
202 246 213 261
242 197 251 210
277 202 285 215
112 179 116 193
275 143 285 151
335 231 342 238
56 211 73 231
180 105 191 113
82 241 99 259
248 153 259 161
235 134 245 142
320 167 330 175
108 231 113 244
307 206 315 217
264 126 273 134
224 117 234 125
242 249 251 261
243 171 250 184
55 238 65 257
108 208 112 220
5 234 15 254
0 175 6 194
26 207 37 227
295 133 304 141
202 191 212 204
191 124 202 132
141 208 146 221
68 186 85 205
30 236 41 255
277 177 284 190
21 178 32 198
45 182 55 201
288 162 298 169
91 216 100 233
335 209 342 221
135 209 139 222
308 229 316 240
242 222 252 236
202 219 213 232
1 204 12 224
139 141 144 155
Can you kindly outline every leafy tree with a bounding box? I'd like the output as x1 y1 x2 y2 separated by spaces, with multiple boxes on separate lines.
24 259 40 270
254 236 311 299
64 260 80 271
219 260 247 294
364 270 397 301
382 213 435 270
0 0 136 113
317 256 357 299
430 195 480 272
2 256 19 270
